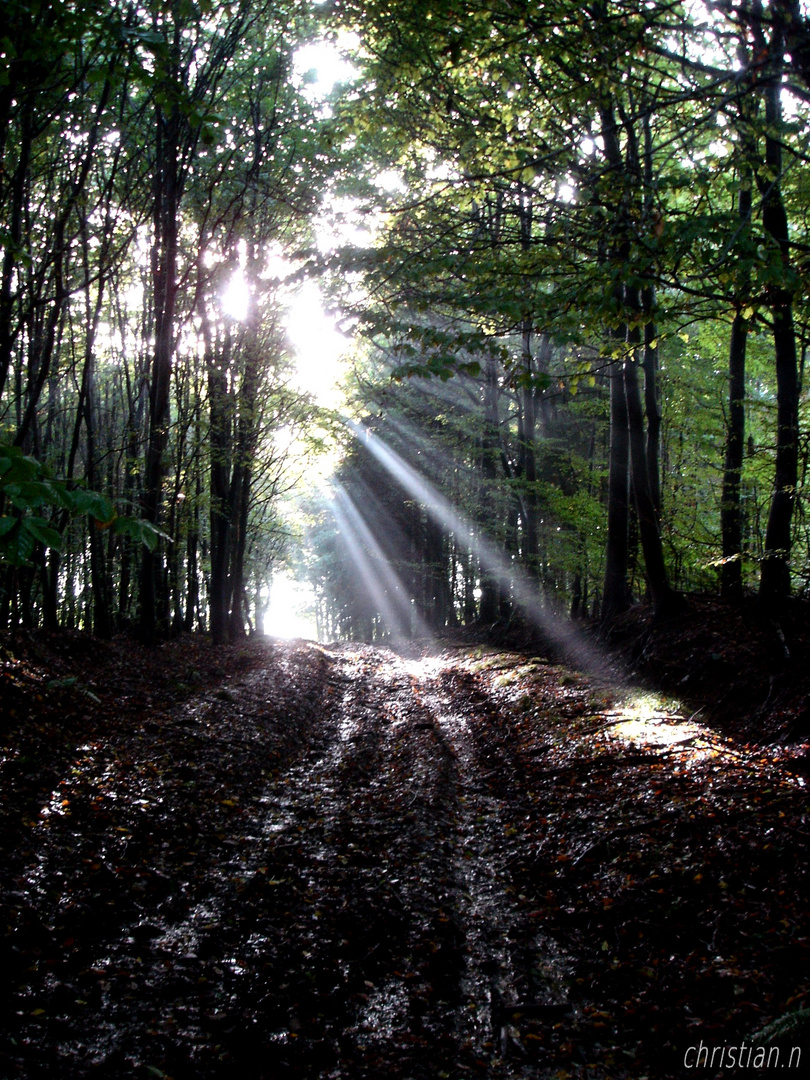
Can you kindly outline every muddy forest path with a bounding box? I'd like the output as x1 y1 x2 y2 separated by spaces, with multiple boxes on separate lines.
1 635 808 1080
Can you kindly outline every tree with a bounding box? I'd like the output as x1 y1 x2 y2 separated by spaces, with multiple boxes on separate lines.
321 0 810 622
0 0 335 637
752 1 801 607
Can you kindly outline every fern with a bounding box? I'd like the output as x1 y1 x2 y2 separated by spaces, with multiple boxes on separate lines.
752 1007 810 1045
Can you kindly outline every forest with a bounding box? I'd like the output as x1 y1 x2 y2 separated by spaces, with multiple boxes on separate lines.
2 0 810 639
1 1 810 1078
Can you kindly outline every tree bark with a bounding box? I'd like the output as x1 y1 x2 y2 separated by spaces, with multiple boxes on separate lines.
642 287 662 516
204 315 232 645
757 9 799 608
624 331 679 618
518 319 539 576
598 98 633 622
478 354 501 623
140 95 181 641
602 343 632 621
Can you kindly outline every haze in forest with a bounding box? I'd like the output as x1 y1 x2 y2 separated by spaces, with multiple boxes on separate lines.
2 0 810 648
4 5 810 1074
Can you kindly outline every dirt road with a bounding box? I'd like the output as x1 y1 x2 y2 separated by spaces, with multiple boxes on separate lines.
1 636 807 1079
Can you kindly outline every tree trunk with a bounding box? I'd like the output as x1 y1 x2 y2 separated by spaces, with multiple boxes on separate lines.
624 333 679 618
721 305 749 601
478 354 500 623
140 98 181 641
517 192 540 577
721 35 759 601
602 352 631 620
227 462 251 640
642 287 662 515
226 293 263 640
518 320 539 576
184 399 203 632
641 114 662 518
757 12 799 608
205 318 232 645
598 98 633 622
0 100 33 401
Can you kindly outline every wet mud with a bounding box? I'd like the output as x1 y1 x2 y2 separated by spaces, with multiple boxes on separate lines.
1 637 807 1078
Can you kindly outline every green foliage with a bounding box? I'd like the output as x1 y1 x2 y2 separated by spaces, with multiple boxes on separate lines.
0 447 68 566
752 1007 810 1044
313 0 810 613
0 445 165 567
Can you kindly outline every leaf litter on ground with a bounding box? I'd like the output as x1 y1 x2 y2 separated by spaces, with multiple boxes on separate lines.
0 622 808 1079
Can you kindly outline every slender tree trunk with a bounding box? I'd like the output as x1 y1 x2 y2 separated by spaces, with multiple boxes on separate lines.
640 114 662 518
721 305 750 601
81 225 112 638
140 99 181 641
599 98 633 621
13 223 67 450
118 351 146 626
478 354 500 623
759 303 799 606
517 192 539 576
86 377 112 638
205 319 232 645
624 330 679 617
602 351 631 620
642 287 662 515
722 37 759 601
758 12 799 608
226 462 250 640
519 320 539 576
0 101 33 401
226 295 263 639
185 399 203 632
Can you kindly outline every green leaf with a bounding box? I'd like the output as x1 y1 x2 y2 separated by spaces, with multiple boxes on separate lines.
69 489 116 523
24 518 62 551
5 479 66 511
0 446 41 484
111 516 170 551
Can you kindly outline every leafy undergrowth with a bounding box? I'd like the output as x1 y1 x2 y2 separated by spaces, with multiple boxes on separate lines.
0 625 808 1079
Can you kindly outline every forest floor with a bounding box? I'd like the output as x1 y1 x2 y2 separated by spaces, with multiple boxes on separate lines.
1 598 809 1080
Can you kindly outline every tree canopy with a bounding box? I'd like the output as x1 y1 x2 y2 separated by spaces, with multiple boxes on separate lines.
2 0 810 639
300 0 810 635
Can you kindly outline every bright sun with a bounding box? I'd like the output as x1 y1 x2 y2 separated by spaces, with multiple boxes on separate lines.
285 281 349 407
221 270 250 321
218 268 348 408
293 36 359 100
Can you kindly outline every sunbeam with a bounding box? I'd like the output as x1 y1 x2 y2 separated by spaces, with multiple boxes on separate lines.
328 484 433 642
385 414 477 476
344 420 609 675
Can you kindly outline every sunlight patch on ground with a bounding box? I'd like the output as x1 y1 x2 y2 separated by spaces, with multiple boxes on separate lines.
604 691 720 761
400 656 443 680
263 573 318 640
604 691 807 783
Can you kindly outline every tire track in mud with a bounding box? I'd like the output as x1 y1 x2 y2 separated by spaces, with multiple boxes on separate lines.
3 640 335 1079
221 643 573 1080
399 655 574 1074
4 640 573 1080
230 644 472 1079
